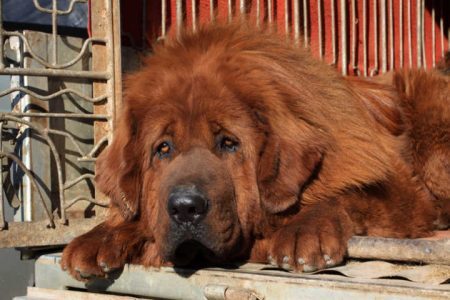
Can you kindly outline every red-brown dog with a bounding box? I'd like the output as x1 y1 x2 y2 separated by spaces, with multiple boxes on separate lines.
61 23 449 281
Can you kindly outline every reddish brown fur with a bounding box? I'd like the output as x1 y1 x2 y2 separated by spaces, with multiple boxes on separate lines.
393 70 450 228
61 23 445 281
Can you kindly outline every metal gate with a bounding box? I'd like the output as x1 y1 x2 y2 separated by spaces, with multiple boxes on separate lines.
0 0 121 248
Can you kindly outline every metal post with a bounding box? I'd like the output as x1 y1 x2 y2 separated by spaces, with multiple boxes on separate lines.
176 0 183 37
303 0 309 47
381 0 387 73
0 0 4 69
389 0 394 70
161 0 167 37
363 0 367 76
340 0 347 75
0 122 4 230
421 0 426 68
318 0 323 59
331 0 336 64
432 0 435 67
192 0 197 32
399 0 403 68
351 0 357 73
268 0 273 24
285 0 290 37
372 0 379 76
294 0 300 45
52 0 58 65
407 0 412 67
416 0 422 68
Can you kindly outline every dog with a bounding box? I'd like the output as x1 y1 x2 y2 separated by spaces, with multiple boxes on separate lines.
61 23 448 281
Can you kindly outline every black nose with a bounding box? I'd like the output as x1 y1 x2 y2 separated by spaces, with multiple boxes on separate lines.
167 186 208 224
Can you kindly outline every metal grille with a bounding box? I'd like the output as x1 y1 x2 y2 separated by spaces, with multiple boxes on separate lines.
0 0 121 247
148 0 449 75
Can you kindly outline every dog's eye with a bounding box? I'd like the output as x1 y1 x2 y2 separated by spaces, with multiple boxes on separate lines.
156 141 172 158
219 136 239 153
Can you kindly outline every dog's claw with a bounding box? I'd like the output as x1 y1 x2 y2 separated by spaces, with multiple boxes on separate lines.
303 264 318 273
99 262 110 273
281 256 293 270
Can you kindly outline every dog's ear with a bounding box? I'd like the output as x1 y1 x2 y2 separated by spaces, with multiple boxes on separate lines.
257 130 323 215
95 107 141 220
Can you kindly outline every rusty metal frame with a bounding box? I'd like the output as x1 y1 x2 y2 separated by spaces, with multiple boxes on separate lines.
0 0 120 246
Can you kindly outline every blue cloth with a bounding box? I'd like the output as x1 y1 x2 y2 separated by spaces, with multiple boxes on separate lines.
3 0 88 29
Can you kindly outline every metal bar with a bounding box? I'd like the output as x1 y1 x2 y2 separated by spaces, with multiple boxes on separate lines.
268 0 273 24
440 0 445 57
303 0 308 47
0 68 109 79
331 0 336 64
228 0 232 23
111 0 122 129
371 0 379 76
256 0 261 27
0 152 55 228
285 0 290 37
381 0 387 73
161 0 167 37
421 0 426 68
318 0 323 58
351 0 357 73
240 0 245 15
46 130 107 163
192 0 197 32
64 174 95 190
0 87 107 103
32 0 88 15
0 0 4 69
64 196 108 209
416 0 422 67
389 0 394 70
210 0 215 23
340 0 347 75
0 122 4 230
432 0 435 67
363 0 367 76
46 129 91 160
52 0 58 65
407 0 412 66
1 112 109 119
1 32 106 69
293 0 300 44
78 136 108 162
399 0 403 68
176 0 183 36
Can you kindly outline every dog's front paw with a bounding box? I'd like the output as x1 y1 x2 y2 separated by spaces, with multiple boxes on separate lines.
61 222 141 281
267 214 351 272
